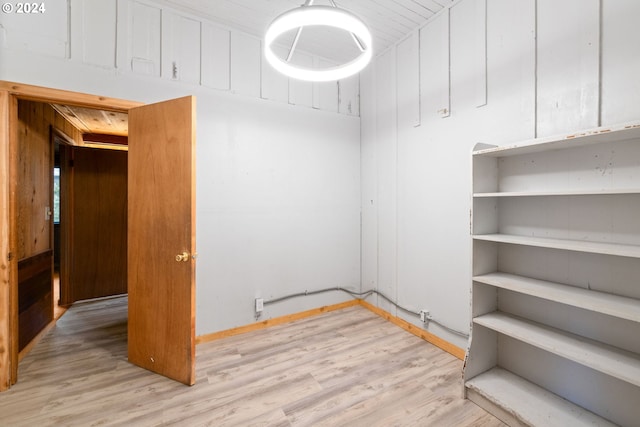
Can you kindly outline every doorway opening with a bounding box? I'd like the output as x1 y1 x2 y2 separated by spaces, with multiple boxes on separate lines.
52 147 65 320
17 99 129 360
2 82 197 391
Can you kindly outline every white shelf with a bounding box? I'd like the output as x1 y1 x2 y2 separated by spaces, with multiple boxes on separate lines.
468 122 640 425
474 188 640 198
473 233 640 258
465 368 617 427
473 272 640 323
473 122 640 157
473 312 640 387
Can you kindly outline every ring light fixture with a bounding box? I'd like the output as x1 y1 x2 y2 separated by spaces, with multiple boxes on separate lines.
264 4 373 82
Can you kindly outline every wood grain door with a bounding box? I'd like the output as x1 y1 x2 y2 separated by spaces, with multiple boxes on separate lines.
127 96 196 385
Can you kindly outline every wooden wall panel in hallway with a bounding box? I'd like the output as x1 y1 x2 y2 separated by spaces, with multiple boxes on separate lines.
16 100 54 353
68 147 127 303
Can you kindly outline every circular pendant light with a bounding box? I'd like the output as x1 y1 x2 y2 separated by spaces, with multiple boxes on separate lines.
264 5 372 82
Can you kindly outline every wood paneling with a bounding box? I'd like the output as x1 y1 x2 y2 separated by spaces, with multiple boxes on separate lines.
161 13 201 83
201 24 230 90
397 31 420 127
51 104 128 136
0 81 141 393
0 0 68 58
536 0 600 136
230 32 261 97
69 147 127 302
15 100 83 260
160 0 450 62
74 0 117 68
17 251 52 351
50 107 83 145
81 133 128 146
129 2 162 76
15 100 57 367
16 101 53 260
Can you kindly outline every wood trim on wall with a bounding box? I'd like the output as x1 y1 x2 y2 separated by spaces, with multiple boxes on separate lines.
56 141 73 308
8 93 18 386
195 299 466 361
0 81 142 112
195 300 361 344
17 319 56 363
0 90 11 391
359 300 466 360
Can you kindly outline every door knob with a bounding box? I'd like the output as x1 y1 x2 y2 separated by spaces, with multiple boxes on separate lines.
175 251 190 262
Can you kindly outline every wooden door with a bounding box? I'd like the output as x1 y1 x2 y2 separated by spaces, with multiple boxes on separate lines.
127 96 196 385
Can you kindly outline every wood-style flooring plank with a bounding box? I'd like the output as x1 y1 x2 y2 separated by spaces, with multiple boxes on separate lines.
0 296 505 426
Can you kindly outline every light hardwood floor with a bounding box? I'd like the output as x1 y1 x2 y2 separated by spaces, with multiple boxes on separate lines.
1 296 505 426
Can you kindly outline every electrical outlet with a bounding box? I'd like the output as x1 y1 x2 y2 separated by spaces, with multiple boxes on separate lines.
420 309 430 323
255 298 264 313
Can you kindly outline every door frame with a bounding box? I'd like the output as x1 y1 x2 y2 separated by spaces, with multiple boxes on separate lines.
52 130 75 308
0 81 142 391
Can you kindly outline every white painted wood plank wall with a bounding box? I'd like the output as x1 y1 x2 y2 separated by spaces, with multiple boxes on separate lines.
0 0 359 116
0 0 362 338
361 0 640 348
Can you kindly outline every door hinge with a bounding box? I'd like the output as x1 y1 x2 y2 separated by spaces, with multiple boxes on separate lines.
7 252 14 261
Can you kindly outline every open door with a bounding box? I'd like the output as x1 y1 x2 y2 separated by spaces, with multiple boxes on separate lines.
127 96 196 385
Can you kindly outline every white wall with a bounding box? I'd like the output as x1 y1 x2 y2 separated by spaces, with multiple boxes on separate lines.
0 0 361 335
361 0 640 348
6 0 638 351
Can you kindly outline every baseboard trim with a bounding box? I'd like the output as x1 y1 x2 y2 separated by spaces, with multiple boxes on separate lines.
195 299 360 345
358 300 465 360
18 319 57 362
195 298 466 360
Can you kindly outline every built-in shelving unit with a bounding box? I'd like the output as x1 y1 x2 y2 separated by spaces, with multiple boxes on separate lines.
464 122 640 427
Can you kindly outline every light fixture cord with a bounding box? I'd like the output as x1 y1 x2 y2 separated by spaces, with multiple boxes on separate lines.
286 0 365 63
286 0 315 62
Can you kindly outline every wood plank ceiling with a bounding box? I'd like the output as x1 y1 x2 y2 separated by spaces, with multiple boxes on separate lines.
160 0 454 63
51 104 128 136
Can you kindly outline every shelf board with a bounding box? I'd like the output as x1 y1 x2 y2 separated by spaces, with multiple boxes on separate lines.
474 188 640 198
474 272 640 323
473 122 640 157
465 367 617 427
473 312 640 387
473 272 640 323
473 233 640 258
